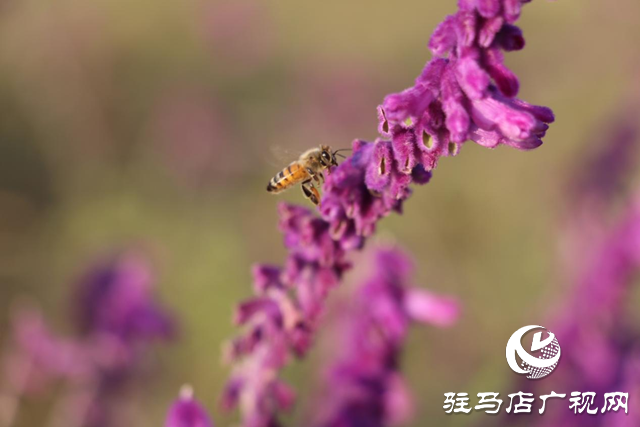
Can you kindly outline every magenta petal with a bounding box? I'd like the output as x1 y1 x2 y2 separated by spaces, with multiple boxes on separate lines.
469 125 503 148
484 49 519 97
382 84 435 126
429 15 457 56
251 264 282 294
391 127 420 174
403 289 460 327
365 140 393 191
470 95 537 141
504 135 543 150
478 16 504 47
441 66 471 143
503 0 521 23
455 49 491 100
457 0 477 11
455 11 477 47
477 0 501 18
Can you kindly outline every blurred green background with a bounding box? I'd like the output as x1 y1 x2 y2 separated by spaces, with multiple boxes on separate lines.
1 0 640 426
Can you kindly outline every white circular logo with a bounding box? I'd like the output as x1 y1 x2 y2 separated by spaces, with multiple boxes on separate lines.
505 325 561 380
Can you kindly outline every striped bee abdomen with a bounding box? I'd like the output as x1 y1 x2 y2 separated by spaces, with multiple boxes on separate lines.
266 162 309 193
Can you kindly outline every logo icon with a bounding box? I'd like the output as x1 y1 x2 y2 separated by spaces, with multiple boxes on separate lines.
506 325 561 379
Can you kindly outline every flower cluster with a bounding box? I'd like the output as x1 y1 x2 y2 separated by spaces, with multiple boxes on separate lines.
520 196 640 427
223 1 553 426
1 251 174 427
502 110 640 426
310 248 459 427
322 0 554 245
379 0 554 154
222 204 349 427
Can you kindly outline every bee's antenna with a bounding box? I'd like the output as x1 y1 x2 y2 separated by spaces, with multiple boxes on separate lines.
333 148 352 155
335 153 347 159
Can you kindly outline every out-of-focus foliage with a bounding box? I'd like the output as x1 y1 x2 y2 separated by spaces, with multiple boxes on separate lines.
0 0 639 426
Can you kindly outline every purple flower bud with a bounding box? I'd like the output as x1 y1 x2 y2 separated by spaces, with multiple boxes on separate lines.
457 0 477 11
494 24 525 51
411 164 432 185
478 16 504 47
428 15 457 56
391 127 420 174
166 387 214 427
468 125 503 148
234 298 283 327
503 0 522 23
484 48 519 97
470 91 540 143
477 0 501 18
441 66 471 143
455 11 477 47
381 84 436 128
455 48 491 100
365 140 393 192
251 265 282 294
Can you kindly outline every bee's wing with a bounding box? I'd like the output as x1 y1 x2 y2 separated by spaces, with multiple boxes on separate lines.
267 145 300 167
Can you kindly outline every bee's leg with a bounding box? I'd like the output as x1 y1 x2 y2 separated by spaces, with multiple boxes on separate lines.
301 179 320 206
318 171 325 183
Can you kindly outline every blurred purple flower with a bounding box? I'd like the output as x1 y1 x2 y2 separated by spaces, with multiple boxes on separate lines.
569 113 639 208
1 251 175 427
75 252 174 344
517 196 640 427
311 248 459 427
166 387 214 427
223 1 552 426
3 307 91 395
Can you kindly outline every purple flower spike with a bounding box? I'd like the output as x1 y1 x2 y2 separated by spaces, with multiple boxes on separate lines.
310 247 459 427
380 0 553 152
224 1 554 425
166 386 214 427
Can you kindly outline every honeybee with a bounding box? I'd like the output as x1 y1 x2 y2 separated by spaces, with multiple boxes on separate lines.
266 145 347 205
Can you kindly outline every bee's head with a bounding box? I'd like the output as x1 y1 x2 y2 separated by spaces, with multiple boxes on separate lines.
319 145 338 168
